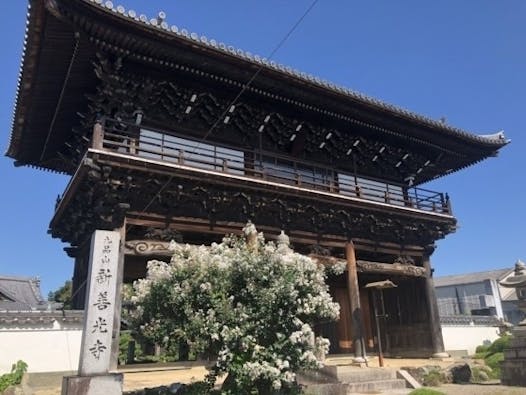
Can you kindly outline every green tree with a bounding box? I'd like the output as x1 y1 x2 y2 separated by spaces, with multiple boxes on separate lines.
48 280 72 309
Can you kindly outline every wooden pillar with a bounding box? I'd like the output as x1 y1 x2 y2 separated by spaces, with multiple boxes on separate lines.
110 221 126 370
91 121 104 150
422 248 449 358
71 255 84 310
346 241 366 362
70 243 90 310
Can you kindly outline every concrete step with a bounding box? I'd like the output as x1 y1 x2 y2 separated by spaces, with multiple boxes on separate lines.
303 382 350 395
302 367 408 395
299 369 340 385
345 378 407 393
322 366 397 382
303 378 408 395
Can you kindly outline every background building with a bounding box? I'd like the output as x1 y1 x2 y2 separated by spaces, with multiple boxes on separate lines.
0 275 83 373
435 267 524 355
435 267 524 325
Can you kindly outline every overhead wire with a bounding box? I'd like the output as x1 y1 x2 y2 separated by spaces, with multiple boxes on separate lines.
125 0 320 236
66 0 320 309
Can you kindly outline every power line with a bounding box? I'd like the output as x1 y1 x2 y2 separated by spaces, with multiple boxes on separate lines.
68 1 320 306
126 0 319 235
189 0 320 155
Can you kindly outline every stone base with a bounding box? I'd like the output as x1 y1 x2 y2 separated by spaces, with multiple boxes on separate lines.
431 352 451 360
501 359 526 386
61 373 123 395
351 356 368 367
501 325 526 387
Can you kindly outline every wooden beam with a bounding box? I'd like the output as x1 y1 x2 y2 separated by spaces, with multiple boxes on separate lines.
311 255 426 278
356 260 426 277
125 214 430 257
124 240 173 256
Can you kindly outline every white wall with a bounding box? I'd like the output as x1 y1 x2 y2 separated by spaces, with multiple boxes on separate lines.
0 320 82 373
441 325 500 355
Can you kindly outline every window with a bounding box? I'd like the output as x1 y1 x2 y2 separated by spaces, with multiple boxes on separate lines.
138 130 244 175
337 173 404 205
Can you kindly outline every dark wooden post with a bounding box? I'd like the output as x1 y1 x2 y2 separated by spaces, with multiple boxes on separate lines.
403 187 412 207
422 246 449 358
445 193 452 214
110 221 126 370
346 241 366 363
70 255 85 310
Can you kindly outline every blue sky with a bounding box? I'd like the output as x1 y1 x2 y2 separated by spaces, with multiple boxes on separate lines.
1 1 524 296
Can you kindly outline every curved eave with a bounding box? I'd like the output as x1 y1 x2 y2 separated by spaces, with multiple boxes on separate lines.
6 0 509 176
6 0 45 160
71 0 507 150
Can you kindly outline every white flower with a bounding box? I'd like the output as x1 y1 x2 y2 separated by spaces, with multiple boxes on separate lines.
131 225 340 392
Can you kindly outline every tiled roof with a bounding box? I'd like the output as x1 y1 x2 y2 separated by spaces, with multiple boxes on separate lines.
7 0 509 160
434 268 512 288
0 310 84 325
0 275 46 311
81 0 508 146
440 314 502 326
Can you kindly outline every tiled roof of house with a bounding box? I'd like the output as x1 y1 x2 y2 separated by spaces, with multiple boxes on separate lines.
0 275 46 311
0 310 83 325
434 268 512 288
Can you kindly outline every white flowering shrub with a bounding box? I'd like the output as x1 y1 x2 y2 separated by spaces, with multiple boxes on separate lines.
130 225 339 394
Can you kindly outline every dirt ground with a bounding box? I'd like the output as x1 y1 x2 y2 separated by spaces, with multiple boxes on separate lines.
427 383 526 395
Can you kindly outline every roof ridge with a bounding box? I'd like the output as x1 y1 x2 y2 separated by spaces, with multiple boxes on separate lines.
0 274 40 281
435 267 512 279
81 0 507 146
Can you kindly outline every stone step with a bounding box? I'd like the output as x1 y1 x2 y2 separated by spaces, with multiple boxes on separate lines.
303 383 351 395
322 366 397 382
304 378 408 395
299 369 340 385
345 378 407 393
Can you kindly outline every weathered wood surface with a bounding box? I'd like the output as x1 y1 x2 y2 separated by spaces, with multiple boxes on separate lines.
346 242 366 360
310 254 426 277
124 240 173 256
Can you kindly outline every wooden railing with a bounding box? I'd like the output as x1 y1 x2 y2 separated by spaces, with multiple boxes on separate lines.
92 118 452 215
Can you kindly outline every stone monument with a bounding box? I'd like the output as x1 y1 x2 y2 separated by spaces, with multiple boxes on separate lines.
499 259 526 386
62 230 123 395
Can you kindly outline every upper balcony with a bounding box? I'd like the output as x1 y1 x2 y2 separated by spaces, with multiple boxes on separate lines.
90 118 453 217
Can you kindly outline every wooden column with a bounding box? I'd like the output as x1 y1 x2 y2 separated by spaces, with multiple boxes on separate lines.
346 241 366 362
70 242 90 310
91 121 104 150
422 248 448 358
110 221 126 371
71 255 84 310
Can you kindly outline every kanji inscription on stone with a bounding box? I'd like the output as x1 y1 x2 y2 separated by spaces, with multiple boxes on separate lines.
78 230 121 376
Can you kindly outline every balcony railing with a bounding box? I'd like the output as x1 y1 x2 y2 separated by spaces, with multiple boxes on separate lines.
91 118 452 215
